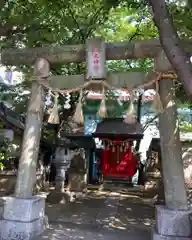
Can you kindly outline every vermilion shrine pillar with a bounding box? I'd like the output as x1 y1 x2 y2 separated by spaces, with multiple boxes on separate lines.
152 51 192 240
0 58 50 240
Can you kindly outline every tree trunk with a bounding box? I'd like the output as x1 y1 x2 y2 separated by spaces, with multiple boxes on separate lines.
149 0 192 99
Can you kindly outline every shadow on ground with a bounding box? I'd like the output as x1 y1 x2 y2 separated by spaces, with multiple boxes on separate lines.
37 191 155 240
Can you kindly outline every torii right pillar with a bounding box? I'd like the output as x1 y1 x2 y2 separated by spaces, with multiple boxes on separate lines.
153 51 192 240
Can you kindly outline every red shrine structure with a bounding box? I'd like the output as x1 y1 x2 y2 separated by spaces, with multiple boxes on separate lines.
93 118 144 182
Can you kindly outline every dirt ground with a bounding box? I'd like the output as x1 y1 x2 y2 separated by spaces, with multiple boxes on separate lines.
36 190 155 240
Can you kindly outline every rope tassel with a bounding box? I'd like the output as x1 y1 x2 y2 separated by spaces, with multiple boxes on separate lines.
123 92 137 124
73 89 84 125
48 93 60 124
152 81 164 114
97 86 107 118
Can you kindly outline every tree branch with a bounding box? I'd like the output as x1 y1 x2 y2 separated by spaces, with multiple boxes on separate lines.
85 6 105 38
126 20 142 69
148 0 192 99
67 7 86 42
143 115 159 131
0 22 54 38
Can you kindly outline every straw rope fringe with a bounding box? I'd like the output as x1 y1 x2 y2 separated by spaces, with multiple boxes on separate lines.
97 85 107 118
73 89 84 125
123 90 137 124
31 71 175 121
48 93 60 124
151 80 164 114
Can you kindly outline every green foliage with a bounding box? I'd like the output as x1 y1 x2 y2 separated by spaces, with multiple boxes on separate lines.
0 139 16 170
180 121 192 132
0 0 117 48
0 0 191 136
105 90 129 117
0 82 30 113
168 1 192 38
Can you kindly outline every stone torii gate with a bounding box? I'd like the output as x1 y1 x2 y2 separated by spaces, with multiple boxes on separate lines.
0 38 191 240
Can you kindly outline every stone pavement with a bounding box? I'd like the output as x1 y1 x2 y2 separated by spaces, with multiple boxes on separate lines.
36 190 155 240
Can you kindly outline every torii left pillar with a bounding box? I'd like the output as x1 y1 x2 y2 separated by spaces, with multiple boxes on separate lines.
0 58 50 240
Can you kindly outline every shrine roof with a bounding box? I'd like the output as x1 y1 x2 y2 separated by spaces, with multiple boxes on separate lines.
58 125 95 149
57 135 95 149
93 118 143 139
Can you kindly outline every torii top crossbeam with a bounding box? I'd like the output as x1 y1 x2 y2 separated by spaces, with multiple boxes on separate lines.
1 38 192 65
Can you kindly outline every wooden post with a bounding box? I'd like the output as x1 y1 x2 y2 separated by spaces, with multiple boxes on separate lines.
155 51 188 210
86 37 106 80
15 58 50 198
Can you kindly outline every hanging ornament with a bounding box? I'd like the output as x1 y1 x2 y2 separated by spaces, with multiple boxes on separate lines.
112 143 115 152
48 93 60 124
45 90 52 106
120 144 123 152
64 93 71 109
122 142 125 152
138 87 145 96
117 145 120 163
106 141 110 150
109 140 112 149
124 145 127 152
151 81 164 114
123 91 137 124
97 85 107 118
73 89 84 125
5 69 13 84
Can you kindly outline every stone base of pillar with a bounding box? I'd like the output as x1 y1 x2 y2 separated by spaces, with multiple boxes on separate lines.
0 198 4 218
152 205 192 240
0 196 48 240
152 228 191 240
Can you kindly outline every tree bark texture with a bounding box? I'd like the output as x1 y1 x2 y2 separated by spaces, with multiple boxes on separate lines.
149 0 192 98
15 58 50 198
